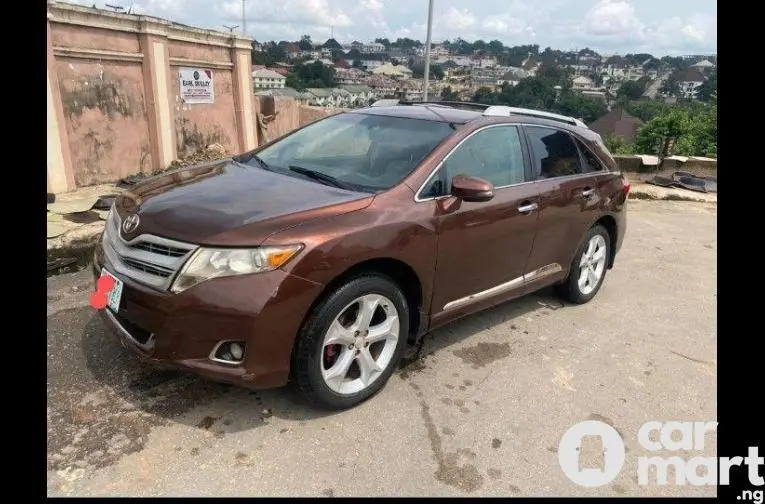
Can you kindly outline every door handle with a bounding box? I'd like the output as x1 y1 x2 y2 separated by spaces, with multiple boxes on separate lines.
518 202 538 214
578 187 596 199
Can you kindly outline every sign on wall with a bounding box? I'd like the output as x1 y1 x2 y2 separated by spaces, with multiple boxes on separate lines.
179 68 214 104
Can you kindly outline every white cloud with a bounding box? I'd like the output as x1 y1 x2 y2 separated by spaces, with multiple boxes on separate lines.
56 0 717 56
583 0 644 37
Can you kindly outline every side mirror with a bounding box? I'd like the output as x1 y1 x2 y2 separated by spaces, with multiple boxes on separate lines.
450 174 495 202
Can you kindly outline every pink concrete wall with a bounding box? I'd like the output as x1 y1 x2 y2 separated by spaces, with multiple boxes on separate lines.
170 67 238 157
299 106 337 127
253 96 337 146
56 58 152 186
51 24 140 53
167 40 229 63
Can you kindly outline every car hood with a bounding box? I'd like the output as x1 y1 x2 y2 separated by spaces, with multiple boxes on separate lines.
115 160 374 246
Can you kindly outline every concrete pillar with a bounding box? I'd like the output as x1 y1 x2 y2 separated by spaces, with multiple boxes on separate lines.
138 19 176 172
231 36 256 153
47 6 76 194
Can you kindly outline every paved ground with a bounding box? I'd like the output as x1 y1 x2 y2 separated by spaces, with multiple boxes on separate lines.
47 200 717 497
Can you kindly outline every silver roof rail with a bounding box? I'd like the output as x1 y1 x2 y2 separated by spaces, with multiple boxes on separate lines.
370 99 401 107
483 106 588 128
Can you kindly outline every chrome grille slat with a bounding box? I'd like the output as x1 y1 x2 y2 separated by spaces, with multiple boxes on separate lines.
102 208 198 290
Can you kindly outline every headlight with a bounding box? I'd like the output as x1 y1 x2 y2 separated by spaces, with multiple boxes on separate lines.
170 244 303 293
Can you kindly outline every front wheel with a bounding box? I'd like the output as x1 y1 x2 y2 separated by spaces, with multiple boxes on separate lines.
556 224 611 304
292 274 409 410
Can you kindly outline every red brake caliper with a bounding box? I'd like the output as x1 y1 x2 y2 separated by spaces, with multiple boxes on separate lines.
324 345 338 367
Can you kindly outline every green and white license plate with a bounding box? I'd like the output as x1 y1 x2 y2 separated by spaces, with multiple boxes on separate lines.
100 268 124 313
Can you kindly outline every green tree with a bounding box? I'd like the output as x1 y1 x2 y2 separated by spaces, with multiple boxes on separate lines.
374 38 391 49
298 35 313 51
487 40 504 55
635 109 692 162
696 70 717 102
473 86 499 104
617 80 646 101
554 91 608 124
603 134 635 155
440 86 458 101
411 63 444 80
352 59 363 69
322 38 343 50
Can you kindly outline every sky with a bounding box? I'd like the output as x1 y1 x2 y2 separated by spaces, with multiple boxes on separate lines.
62 0 717 57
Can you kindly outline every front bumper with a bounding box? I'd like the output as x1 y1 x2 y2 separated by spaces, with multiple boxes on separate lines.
93 240 324 389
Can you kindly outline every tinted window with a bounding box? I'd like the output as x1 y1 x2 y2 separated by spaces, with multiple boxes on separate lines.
422 126 527 197
251 113 454 192
525 126 582 179
574 138 604 173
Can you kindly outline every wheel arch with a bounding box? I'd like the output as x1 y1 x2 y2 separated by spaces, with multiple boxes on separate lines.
593 214 618 269
295 257 425 348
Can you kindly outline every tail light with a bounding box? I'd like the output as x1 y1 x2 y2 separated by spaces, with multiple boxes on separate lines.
623 178 631 196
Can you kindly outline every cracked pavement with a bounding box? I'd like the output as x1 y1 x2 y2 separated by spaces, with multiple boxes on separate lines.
47 200 717 497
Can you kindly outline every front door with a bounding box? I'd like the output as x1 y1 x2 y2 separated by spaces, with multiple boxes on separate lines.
421 124 540 324
521 125 609 288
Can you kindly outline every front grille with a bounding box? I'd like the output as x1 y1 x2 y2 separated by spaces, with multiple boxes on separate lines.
122 258 174 278
133 242 188 258
101 207 198 290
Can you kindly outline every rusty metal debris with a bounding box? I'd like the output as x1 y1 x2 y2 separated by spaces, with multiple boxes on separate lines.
646 171 717 193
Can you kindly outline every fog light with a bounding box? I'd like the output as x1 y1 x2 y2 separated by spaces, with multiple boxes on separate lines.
230 342 244 360
211 341 246 364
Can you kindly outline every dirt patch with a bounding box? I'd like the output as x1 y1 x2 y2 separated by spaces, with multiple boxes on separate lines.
453 342 512 369
419 401 484 493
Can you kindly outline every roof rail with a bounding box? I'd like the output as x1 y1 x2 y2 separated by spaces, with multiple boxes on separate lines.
483 106 588 128
406 100 492 111
370 99 402 107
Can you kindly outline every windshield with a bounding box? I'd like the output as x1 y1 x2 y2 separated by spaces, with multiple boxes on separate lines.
247 112 455 192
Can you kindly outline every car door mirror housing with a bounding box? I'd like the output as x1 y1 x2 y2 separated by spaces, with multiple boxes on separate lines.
450 175 495 202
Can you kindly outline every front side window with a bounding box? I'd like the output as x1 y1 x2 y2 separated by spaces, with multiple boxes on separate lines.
247 113 454 192
525 126 583 179
422 125 527 198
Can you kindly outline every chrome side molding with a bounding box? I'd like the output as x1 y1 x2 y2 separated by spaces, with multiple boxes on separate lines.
442 263 563 312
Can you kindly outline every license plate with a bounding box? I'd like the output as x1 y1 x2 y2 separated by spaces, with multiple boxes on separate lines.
100 268 123 314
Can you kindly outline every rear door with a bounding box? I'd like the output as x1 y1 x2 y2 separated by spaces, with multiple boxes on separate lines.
521 125 608 288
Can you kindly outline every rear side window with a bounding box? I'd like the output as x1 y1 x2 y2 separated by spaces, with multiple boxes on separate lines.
525 126 582 179
574 138 605 173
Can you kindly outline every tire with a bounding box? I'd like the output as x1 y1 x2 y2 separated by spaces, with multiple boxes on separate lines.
292 274 409 410
555 224 611 305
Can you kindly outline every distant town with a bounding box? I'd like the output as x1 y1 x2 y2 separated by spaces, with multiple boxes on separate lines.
251 36 715 107
251 36 716 158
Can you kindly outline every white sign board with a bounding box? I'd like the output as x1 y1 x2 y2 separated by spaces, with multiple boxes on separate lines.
179 68 214 104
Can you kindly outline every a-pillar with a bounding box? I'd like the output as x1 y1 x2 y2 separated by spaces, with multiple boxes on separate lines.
47 2 76 194
138 18 176 172
230 35 256 153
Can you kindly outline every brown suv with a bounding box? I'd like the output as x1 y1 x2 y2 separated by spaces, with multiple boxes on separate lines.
94 102 629 410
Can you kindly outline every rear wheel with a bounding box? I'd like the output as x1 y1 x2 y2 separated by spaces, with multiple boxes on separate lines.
556 224 611 304
292 274 409 410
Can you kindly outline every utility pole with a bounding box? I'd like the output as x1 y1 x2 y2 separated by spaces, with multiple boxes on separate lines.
241 0 246 36
223 24 239 34
423 0 434 101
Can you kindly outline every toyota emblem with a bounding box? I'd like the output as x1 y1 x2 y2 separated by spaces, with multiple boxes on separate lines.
122 214 140 234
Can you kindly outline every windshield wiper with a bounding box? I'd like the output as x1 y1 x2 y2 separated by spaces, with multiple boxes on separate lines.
236 152 275 171
288 165 354 190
